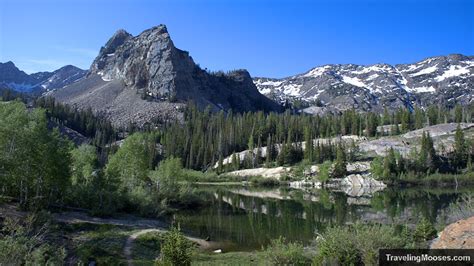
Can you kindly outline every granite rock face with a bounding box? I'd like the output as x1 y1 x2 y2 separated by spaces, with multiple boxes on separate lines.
52 25 282 127
88 25 282 113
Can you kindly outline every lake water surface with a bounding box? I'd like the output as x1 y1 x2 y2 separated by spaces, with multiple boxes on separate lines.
166 185 473 251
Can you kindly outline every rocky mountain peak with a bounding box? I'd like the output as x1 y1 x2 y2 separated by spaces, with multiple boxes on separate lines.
255 54 474 113
52 25 282 128
105 29 132 52
0 61 86 93
89 24 197 99
0 61 37 89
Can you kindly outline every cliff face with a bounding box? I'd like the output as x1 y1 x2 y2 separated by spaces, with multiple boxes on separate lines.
51 25 281 128
88 25 282 113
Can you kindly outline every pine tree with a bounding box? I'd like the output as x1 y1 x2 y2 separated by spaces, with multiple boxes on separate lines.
231 152 239 170
382 107 390 125
304 127 314 162
453 124 467 169
314 142 321 164
467 153 473 172
277 141 288 166
265 135 274 166
414 107 424 129
454 105 463 123
419 131 438 174
382 148 397 180
348 140 358 162
217 153 224 173
401 109 411 133
332 145 347 178
256 137 263 166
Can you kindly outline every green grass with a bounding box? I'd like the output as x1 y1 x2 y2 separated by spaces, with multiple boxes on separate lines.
399 171 474 186
180 169 247 183
192 252 262 266
130 231 164 265
67 223 131 265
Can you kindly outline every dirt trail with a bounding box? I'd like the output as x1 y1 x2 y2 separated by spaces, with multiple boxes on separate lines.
123 228 214 266
0 204 218 265
124 229 163 266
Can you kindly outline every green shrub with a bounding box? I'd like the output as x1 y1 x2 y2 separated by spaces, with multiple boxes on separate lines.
133 231 163 262
413 217 437 244
250 176 280 187
313 223 407 265
157 226 195 266
0 213 66 265
261 236 311 265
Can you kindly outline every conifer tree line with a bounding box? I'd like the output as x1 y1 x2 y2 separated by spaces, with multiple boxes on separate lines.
1 94 473 212
34 97 117 148
159 104 473 171
3 94 474 173
371 125 474 181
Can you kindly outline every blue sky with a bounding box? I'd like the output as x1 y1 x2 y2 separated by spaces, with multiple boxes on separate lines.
1 0 473 78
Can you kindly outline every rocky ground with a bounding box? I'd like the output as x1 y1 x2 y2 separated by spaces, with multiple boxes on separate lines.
431 216 474 249
51 74 186 128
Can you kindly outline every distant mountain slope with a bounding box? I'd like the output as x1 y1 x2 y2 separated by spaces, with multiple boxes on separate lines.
51 25 282 128
0 61 41 92
254 54 474 113
39 65 87 91
0 61 86 93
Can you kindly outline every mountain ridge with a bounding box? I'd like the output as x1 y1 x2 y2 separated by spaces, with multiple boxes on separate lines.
50 25 283 128
254 54 474 113
0 61 87 93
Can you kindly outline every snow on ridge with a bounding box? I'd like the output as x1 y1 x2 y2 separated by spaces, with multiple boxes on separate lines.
435 65 471 82
258 88 272 95
341 76 367 88
352 64 393 75
409 86 436 93
282 83 303 96
464 60 474 67
409 65 438 77
257 80 283 87
367 74 379 80
303 66 331 77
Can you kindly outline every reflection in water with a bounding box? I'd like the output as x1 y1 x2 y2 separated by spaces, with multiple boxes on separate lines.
168 186 473 251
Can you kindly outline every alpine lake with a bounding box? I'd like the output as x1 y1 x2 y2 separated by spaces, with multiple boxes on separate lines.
163 184 473 252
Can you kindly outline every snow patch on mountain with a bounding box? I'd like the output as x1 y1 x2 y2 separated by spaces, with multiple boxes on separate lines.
342 76 368 89
410 65 438 77
303 66 331 77
253 54 474 111
435 65 471 81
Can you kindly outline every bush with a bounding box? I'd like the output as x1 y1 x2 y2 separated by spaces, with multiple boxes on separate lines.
261 236 311 265
313 223 407 265
250 176 281 187
157 226 195 266
317 161 332 183
413 217 437 244
441 194 474 223
0 213 66 265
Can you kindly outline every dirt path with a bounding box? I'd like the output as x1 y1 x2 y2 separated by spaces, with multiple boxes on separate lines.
124 229 163 266
123 228 214 266
0 204 218 265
